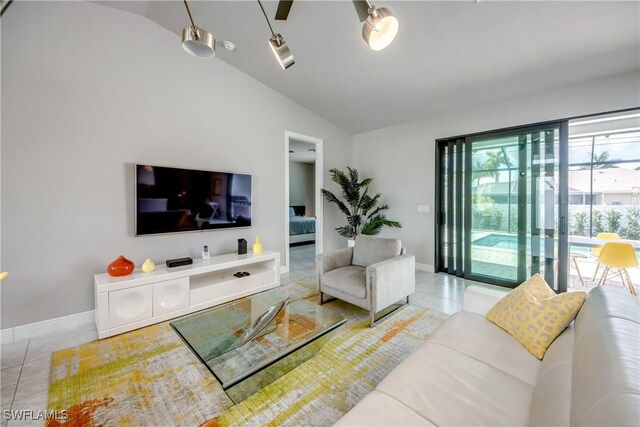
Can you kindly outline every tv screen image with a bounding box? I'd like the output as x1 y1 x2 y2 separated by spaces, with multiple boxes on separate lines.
135 164 252 236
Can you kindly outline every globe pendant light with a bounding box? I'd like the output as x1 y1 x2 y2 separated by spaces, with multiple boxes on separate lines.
181 0 216 58
362 2 398 51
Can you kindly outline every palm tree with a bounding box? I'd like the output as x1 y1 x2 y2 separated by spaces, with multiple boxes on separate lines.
482 150 507 182
593 151 615 169
473 159 486 187
321 167 402 239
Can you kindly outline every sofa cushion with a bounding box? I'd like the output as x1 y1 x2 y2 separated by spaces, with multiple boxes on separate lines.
352 235 401 267
375 342 534 426
462 285 510 316
572 284 640 344
486 274 586 359
529 324 574 426
334 390 434 426
321 265 366 299
428 311 540 386
570 286 640 427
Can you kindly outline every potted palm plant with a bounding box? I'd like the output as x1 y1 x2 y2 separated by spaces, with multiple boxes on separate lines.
321 167 401 244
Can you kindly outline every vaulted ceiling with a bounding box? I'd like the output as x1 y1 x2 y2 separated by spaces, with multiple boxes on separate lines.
99 1 640 134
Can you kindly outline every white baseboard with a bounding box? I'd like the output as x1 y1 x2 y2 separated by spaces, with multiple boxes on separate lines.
2 310 95 343
415 263 435 273
0 328 14 344
280 265 289 274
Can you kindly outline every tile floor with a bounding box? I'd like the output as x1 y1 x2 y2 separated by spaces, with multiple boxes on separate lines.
1 324 98 426
288 243 316 272
0 246 493 426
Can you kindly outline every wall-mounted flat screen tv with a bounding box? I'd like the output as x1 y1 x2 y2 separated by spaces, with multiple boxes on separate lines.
135 164 252 236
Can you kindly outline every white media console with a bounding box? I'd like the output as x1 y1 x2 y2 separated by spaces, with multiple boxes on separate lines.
94 251 280 339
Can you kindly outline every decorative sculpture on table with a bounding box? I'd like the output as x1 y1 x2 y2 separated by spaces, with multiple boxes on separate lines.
107 256 135 277
236 297 289 349
142 258 155 273
253 237 263 254
238 239 247 255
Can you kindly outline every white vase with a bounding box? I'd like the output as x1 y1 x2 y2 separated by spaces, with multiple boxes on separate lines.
141 258 155 273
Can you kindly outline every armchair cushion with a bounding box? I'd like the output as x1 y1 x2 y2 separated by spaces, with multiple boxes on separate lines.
352 235 402 267
317 247 353 276
321 265 366 299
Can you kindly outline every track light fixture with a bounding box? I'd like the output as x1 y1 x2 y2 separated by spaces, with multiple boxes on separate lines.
361 1 399 51
181 0 216 58
257 0 295 70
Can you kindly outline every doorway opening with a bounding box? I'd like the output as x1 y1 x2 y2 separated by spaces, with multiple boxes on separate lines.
284 131 323 273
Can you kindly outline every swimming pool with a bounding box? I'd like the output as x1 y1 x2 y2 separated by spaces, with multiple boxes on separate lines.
472 233 640 257
473 234 524 251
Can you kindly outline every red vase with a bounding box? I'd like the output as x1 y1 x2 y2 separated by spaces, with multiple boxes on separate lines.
107 256 135 277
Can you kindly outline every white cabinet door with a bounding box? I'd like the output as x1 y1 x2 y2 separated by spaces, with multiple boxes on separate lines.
153 277 189 316
108 285 153 328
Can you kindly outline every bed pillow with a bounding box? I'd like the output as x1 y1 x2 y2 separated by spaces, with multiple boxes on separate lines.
289 207 296 217
486 274 586 359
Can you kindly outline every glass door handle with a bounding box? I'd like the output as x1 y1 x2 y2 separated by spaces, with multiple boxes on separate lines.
438 212 446 225
560 216 566 234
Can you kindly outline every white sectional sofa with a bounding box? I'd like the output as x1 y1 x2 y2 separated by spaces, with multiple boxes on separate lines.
336 285 640 426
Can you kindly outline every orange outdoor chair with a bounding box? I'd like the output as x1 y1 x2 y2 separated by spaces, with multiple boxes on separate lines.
597 242 638 295
592 232 622 281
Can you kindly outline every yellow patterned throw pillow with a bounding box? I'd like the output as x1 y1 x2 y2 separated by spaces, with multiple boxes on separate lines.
486 274 586 359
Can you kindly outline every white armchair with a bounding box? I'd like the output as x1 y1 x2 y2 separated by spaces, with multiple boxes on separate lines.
317 235 415 327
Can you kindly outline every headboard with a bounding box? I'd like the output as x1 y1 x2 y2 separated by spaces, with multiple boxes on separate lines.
290 206 306 216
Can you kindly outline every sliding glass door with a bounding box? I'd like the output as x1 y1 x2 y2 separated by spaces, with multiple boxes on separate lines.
436 123 569 291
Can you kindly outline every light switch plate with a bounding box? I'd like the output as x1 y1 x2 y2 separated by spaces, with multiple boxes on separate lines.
417 205 430 213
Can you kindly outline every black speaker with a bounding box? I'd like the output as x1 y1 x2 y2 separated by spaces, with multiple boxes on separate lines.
166 257 193 268
238 239 247 255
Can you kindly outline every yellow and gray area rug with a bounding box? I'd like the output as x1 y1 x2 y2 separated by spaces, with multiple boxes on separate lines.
47 282 448 426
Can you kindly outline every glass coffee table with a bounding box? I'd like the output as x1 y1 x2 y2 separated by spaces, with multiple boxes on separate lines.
171 288 345 403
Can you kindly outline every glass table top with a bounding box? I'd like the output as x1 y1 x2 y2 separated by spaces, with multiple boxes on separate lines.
171 288 346 389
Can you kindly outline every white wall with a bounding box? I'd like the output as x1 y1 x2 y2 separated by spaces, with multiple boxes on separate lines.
0 1 351 328
289 161 315 216
352 70 640 268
